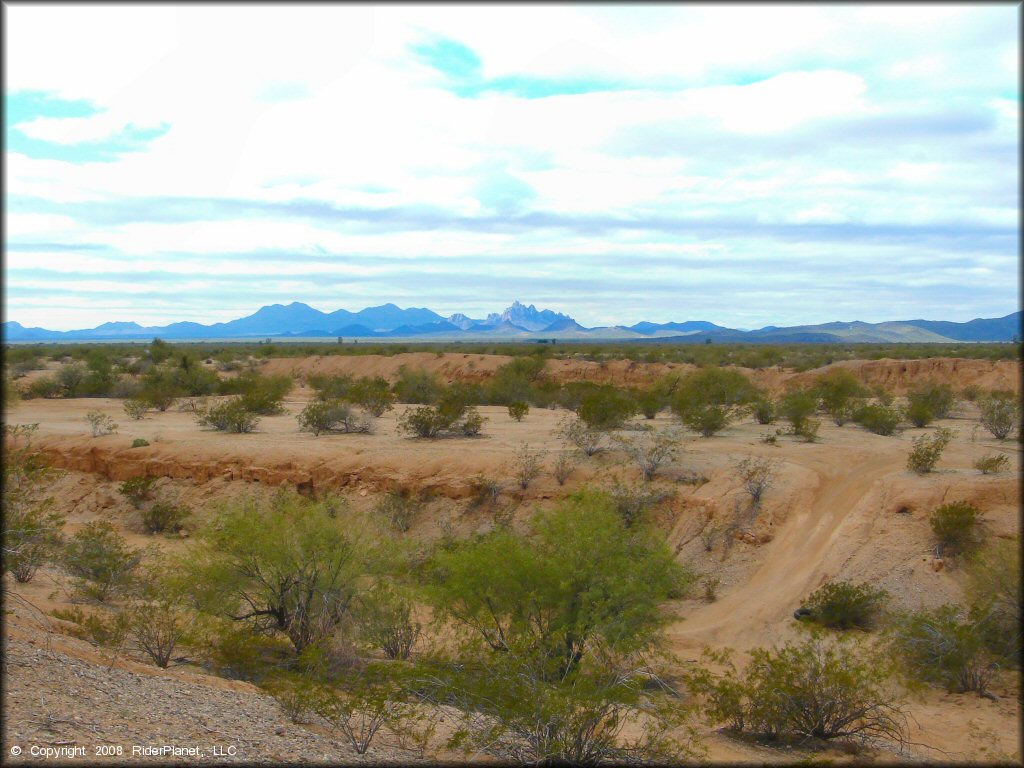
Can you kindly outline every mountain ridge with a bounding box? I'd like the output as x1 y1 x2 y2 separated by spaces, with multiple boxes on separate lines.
3 304 1019 344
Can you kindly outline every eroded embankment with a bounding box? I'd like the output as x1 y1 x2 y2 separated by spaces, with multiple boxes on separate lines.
261 354 1020 394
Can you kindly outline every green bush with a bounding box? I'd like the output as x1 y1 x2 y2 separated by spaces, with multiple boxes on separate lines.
855 403 903 436
576 386 637 430
798 580 888 630
779 389 817 433
220 372 292 415
25 376 64 399
751 398 777 425
889 605 995 695
671 367 759 437
195 398 260 433
392 367 443 404
308 373 354 401
375 491 417 532
633 387 666 419
297 399 371 435
141 501 190 534
122 398 149 420
356 583 421 660
904 399 935 428
60 520 141 602
507 401 529 422
674 402 733 437
906 427 955 474
119 476 157 508
3 425 66 584
347 377 395 417
972 453 1009 474
813 369 868 425
977 391 1019 440
908 382 955 420
687 636 906 743
966 539 1020 666
85 410 118 437
930 501 984 555
131 438 150 448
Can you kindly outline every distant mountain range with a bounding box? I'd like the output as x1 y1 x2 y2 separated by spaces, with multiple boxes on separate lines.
3 301 1020 344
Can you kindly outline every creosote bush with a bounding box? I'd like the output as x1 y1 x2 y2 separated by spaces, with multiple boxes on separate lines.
131 438 150 448
513 443 544 490
551 450 576 485
610 427 681 481
977 391 1019 440
734 456 775 507
507 401 529 422
906 427 955 474
798 580 889 630
972 453 1009 474
855 403 903 436
356 583 421 660
123 398 149 420
85 410 118 437
687 636 906 744
751 398 777 425
195 397 259 433
559 415 605 456
889 605 996 695
297 399 371 436
60 521 142 602
930 501 984 556
141 501 190 534
119 476 157 508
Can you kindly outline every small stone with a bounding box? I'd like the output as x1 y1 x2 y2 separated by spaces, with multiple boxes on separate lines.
275 726 285 736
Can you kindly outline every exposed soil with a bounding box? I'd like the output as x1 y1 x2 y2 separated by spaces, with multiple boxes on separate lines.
3 354 1021 764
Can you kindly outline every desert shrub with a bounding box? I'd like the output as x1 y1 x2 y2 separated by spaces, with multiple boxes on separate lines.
972 453 1010 474
507 401 529 422
607 478 674 528
779 388 817 434
610 427 681 481
130 438 150 448
122 398 149 420
297 399 371 436
459 408 486 436
977 391 1019 440
142 501 190 534
813 369 868 425
60 521 142 602
966 539 1021 665
220 372 292 414
25 375 64 399
347 377 395 417
423 489 693 680
798 581 889 630
85 410 118 437
195 397 259 433
688 637 906 743
310 665 418 755
176 492 371 653
119 476 157 508
576 386 637 430
392 367 443 404
57 361 88 396
794 417 820 443
751 397 777 425
959 384 982 402
674 401 734 437
734 456 775 507
678 366 760 406
908 382 955 420
551 451 575 486
308 373 355 401
397 405 447 438
559 415 605 456
904 399 934 428
203 619 294 681
2 425 66 583
264 672 321 724
702 576 720 602
127 599 193 668
513 443 544 490
906 427 955 474
855 403 903 436
356 583 421 660
375 492 417 532
889 605 995 695
468 475 503 509
633 386 666 419
930 501 984 556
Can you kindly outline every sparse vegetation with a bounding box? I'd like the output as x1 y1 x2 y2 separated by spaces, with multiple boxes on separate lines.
131 437 150 448
60 521 142 602
610 426 681 481
977 391 1019 440
297 399 372 435
141 501 190 534
507 401 529 421
890 605 996 695
930 501 984 556
855 402 903 436
119 476 157 508
688 636 906 744
972 453 1010 474
512 443 544 490
195 397 260 433
85 410 118 437
606 478 674 528
798 580 889 630
551 450 576 485
906 427 955 474
559 415 605 456
734 456 775 507
123 398 149 420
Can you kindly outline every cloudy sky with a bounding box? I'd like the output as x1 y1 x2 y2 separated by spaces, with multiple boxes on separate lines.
4 4 1019 331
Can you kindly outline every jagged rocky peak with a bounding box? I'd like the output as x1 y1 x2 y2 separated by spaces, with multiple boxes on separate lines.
447 313 478 330
497 300 574 332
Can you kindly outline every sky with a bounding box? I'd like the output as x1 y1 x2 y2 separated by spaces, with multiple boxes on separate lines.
3 4 1020 331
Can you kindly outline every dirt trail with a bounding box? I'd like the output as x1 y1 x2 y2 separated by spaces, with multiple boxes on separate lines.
671 448 905 651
